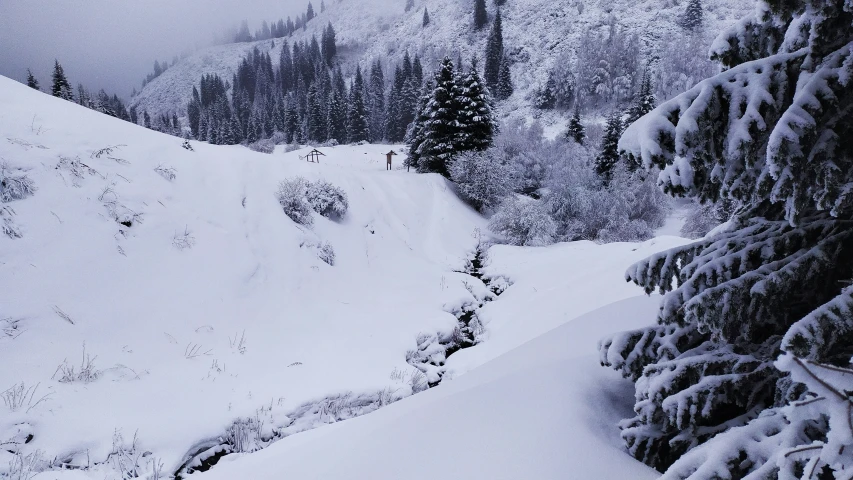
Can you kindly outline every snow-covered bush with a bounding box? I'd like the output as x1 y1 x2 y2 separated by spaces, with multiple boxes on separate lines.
0 165 35 203
318 242 335 266
449 150 512 212
248 138 275 154
1 206 22 239
283 144 300 153
544 164 669 243
154 164 177 182
489 196 556 246
275 177 314 227
306 180 348 220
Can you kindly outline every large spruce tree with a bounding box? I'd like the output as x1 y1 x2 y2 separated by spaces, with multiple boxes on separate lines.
473 0 488 30
51 60 73 101
26 69 40 91
484 9 504 91
594 113 623 182
600 0 853 478
565 108 585 145
456 58 496 153
679 0 703 31
411 57 464 176
347 66 370 143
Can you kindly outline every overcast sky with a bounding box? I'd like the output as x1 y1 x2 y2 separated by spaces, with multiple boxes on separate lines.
0 0 307 98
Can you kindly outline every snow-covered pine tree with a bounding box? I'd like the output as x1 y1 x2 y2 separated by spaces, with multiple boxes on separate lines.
495 55 514 100
321 23 337 66
484 9 504 92
626 68 655 126
347 66 370 143
473 0 488 30
414 57 463 176
368 60 386 142
679 0 703 32
565 108 585 145
594 113 622 181
600 0 853 477
51 60 73 101
306 2 315 21
456 58 496 153
26 69 39 90
405 0 415 12
307 82 327 143
406 79 434 170
327 91 347 143
143 110 152 129
423 7 430 27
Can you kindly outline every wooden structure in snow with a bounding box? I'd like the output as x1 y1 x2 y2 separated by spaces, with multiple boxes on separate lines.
302 149 325 163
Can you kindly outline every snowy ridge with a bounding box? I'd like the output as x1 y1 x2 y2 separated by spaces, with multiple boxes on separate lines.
131 0 753 128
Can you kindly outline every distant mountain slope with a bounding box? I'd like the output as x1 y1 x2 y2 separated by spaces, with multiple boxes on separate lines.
131 0 752 130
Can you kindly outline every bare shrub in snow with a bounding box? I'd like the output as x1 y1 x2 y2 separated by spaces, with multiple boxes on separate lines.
227 415 265 453
1 206 22 239
489 196 556 246
184 343 212 359
229 330 247 355
182 138 194 151
2 382 52 413
0 165 36 203
53 344 101 384
91 144 128 165
306 180 348 220
107 430 144 478
6 450 43 480
56 156 98 186
247 138 275 154
172 226 196 250
275 177 314 226
154 164 177 181
318 242 335 266
1 317 23 340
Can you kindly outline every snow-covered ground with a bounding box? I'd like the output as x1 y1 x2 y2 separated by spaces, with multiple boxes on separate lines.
1 76 689 479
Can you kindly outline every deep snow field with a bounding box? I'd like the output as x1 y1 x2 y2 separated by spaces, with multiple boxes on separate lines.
0 76 688 479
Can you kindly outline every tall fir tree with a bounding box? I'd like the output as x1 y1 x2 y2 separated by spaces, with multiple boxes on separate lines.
406 80 434 169
306 2 315 20
412 57 463 176
456 58 496 153
367 60 386 142
143 110 152 129
473 0 488 30
626 68 655 126
495 55 514 100
307 82 327 142
347 66 370 143
594 113 622 182
600 0 853 477
26 69 40 90
679 0 703 31
484 9 503 91
565 108 585 145
51 60 73 100
326 91 347 143
423 7 430 27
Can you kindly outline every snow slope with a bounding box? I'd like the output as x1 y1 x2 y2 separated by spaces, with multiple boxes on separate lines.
1 76 688 479
130 0 753 127
191 296 666 480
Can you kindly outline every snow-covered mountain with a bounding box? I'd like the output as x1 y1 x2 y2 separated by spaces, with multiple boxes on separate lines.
130 0 752 128
0 75 689 479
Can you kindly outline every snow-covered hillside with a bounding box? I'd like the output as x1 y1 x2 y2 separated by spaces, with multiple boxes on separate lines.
131 0 752 127
0 76 689 479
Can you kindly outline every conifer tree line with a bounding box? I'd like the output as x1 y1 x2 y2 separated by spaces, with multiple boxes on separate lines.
232 1 321 44
24 60 137 126
184 23 506 154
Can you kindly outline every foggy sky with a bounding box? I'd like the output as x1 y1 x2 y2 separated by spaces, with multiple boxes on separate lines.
0 0 307 99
